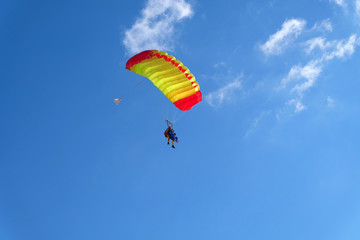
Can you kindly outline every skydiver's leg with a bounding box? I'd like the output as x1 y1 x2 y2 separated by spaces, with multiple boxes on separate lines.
172 140 175 148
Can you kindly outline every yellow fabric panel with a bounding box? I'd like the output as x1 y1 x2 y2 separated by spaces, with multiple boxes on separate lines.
136 59 169 76
167 85 196 102
148 67 182 83
155 72 187 86
162 81 192 96
144 61 174 75
157 75 189 89
157 77 189 93
165 80 192 93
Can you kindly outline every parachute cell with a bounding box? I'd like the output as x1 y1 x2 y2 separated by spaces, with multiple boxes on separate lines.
126 50 202 111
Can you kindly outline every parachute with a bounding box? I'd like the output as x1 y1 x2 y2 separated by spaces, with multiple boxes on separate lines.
125 50 202 111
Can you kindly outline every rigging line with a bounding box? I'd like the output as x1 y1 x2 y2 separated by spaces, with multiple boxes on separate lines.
114 78 146 105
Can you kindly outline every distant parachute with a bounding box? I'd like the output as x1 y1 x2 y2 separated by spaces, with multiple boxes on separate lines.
125 50 202 111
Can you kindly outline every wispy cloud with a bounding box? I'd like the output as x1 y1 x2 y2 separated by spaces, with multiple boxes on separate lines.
305 34 359 58
205 78 242 108
311 19 333 32
204 62 244 108
260 18 306 56
330 0 347 7
123 0 193 54
281 60 323 94
305 37 331 54
281 34 360 112
322 34 360 61
287 99 306 112
330 0 360 18
305 37 325 54
244 110 272 138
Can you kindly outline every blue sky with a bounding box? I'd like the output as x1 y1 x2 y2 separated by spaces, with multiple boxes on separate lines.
1 0 360 239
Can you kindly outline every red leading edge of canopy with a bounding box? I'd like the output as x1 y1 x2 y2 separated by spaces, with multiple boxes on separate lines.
125 50 154 70
174 91 202 111
125 50 194 81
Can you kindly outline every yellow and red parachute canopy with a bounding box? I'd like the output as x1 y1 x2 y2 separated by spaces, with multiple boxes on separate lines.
126 50 202 111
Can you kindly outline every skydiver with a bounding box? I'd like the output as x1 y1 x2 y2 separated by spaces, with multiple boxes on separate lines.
164 119 179 148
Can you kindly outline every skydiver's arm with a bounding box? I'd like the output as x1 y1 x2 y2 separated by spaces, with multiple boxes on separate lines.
165 119 173 127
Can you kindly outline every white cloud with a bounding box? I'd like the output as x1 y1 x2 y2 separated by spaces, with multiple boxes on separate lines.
280 34 360 113
203 62 244 108
123 0 193 54
312 19 333 32
278 60 320 113
330 0 360 17
205 79 242 108
323 34 360 61
281 60 323 91
256 3 360 116
260 18 306 56
306 35 360 57
287 99 306 112
330 0 347 7
305 37 330 54
290 66 321 94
